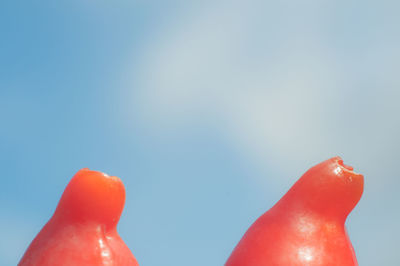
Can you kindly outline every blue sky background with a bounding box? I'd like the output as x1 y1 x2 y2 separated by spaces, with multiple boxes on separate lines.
1 1 399 265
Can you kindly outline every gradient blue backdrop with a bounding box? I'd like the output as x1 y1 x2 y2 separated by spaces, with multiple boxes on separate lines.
1 1 399 265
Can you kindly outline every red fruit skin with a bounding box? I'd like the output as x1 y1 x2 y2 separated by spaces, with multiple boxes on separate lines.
18 169 139 266
226 157 364 266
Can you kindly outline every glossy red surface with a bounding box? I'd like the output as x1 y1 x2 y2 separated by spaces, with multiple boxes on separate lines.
226 157 364 266
19 169 139 266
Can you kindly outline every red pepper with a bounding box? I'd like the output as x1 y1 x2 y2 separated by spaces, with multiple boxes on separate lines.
226 157 364 266
19 168 139 266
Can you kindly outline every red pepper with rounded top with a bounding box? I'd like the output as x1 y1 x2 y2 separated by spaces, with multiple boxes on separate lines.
226 157 364 266
19 168 139 266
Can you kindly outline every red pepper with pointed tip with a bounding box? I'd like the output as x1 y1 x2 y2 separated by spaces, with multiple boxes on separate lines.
19 168 139 266
226 157 364 266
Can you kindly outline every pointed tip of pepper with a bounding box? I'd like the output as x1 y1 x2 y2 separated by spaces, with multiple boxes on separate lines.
54 168 126 228
279 156 364 221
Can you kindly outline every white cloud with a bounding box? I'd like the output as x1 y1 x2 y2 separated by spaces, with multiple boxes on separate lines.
125 0 400 186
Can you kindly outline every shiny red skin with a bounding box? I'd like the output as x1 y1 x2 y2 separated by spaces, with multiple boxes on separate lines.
19 169 139 266
226 157 364 266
